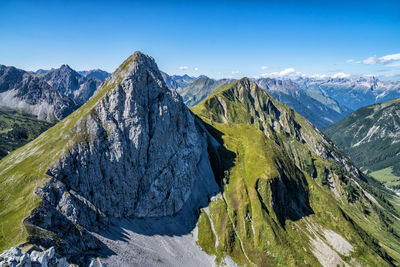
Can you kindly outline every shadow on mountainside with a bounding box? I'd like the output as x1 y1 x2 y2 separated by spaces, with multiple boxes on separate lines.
89 119 236 262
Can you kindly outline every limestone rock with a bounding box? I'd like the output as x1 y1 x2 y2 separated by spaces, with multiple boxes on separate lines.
24 52 218 261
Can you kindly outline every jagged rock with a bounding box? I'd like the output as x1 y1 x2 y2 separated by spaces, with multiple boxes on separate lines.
22 52 218 261
0 247 67 267
0 65 78 121
42 65 103 104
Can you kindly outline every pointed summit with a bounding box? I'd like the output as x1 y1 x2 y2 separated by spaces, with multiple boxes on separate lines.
104 51 164 91
0 52 217 259
59 64 73 71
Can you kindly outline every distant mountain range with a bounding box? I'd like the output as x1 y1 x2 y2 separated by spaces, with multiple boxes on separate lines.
164 74 400 129
297 76 400 111
179 76 236 106
0 64 111 122
255 78 352 128
160 71 197 91
0 64 111 157
78 69 111 81
325 97 400 190
0 65 79 121
41 65 106 105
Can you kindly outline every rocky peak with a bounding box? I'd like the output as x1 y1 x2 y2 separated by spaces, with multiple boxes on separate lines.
59 64 73 71
19 51 217 258
42 63 103 104
0 65 78 121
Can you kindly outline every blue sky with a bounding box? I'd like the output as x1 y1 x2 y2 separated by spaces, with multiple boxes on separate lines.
1 0 400 79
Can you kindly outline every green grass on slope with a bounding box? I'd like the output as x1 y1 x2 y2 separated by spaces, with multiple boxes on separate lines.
371 167 400 191
191 78 399 266
325 98 400 176
0 53 139 250
195 119 391 266
0 107 53 159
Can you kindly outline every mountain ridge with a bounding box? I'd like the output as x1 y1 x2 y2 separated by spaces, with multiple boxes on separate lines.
0 64 78 121
325 97 400 189
191 77 400 266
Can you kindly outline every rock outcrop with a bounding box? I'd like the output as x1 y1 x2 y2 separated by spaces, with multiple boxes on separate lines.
0 246 69 267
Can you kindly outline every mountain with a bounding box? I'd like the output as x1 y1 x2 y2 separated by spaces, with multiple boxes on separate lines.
255 78 352 128
0 52 218 265
297 76 400 110
1 53 400 266
191 78 400 266
33 68 55 75
78 69 111 81
160 71 197 91
0 106 53 159
179 76 236 106
42 65 103 104
325 98 400 190
0 65 79 121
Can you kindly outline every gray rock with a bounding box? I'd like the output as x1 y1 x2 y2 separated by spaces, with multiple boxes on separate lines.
44 247 54 260
0 247 64 267
42 65 103 104
23 52 218 263
16 254 31 267
55 257 68 267
0 65 78 121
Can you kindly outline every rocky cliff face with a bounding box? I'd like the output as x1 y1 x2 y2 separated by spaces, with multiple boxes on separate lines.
0 65 78 121
7 52 218 261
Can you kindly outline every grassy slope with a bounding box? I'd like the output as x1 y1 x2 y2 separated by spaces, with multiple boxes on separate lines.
192 78 400 266
0 107 53 159
0 54 138 250
370 167 400 189
325 98 400 178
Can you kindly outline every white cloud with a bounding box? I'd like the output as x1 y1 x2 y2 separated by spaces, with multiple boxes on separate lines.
309 74 327 79
194 67 199 71
362 53 400 65
179 66 189 70
280 68 295 76
260 66 268 70
232 70 241 74
260 67 296 78
258 68 332 80
332 72 350 78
